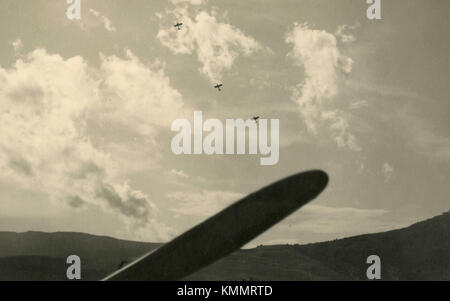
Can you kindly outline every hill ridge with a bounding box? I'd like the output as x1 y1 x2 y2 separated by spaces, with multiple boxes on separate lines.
0 210 448 280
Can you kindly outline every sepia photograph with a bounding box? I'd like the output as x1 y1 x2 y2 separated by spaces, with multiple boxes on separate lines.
0 0 448 290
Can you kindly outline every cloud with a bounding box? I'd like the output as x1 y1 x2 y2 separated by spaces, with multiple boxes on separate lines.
8 156 34 176
415 133 450 163
349 100 368 109
171 0 207 5
246 204 402 247
170 169 189 178
402 113 450 163
335 24 358 44
292 204 393 234
381 162 394 182
321 110 361 151
67 195 85 208
98 50 185 135
286 23 360 151
166 190 244 217
157 8 262 82
89 9 116 32
96 182 154 223
0 49 184 239
11 38 23 52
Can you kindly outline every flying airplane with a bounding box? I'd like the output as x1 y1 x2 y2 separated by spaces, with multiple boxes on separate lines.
174 22 183 30
103 170 328 281
214 83 223 91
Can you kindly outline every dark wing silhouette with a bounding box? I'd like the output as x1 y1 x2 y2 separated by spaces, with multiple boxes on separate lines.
103 170 328 281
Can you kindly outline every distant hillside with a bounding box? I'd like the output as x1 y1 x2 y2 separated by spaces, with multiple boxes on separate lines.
187 211 450 281
0 231 162 280
0 256 104 281
185 245 347 281
0 212 449 280
292 211 450 280
0 231 162 259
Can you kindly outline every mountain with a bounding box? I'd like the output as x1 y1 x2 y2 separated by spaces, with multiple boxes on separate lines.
0 211 448 280
0 231 162 259
0 231 162 280
188 211 450 281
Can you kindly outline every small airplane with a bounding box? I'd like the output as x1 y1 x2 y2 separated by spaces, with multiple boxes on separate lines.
174 22 183 30
214 83 223 91
251 116 260 123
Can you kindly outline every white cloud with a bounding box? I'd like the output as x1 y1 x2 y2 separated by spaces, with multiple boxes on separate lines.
382 162 394 182
171 0 206 5
246 204 402 247
293 204 391 234
286 23 360 151
98 50 185 135
349 100 368 109
358 161 365 174
11 38 23 52
321 110 361 151
0 48 184 240
301 204 388 220
157 8 262 82
170 168 189 178
89 9 116 32
167 190 244 217
335 24 358 44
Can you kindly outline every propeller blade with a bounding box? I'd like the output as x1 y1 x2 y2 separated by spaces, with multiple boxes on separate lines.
104 169 328 281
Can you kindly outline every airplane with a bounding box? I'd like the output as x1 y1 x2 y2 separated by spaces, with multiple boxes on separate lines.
103 170 328 281
252 116 260 123
174 22 183 30
214 83 223 91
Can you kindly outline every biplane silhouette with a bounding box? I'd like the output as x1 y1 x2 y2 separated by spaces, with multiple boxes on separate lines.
174 22 183 30
214 83 223 91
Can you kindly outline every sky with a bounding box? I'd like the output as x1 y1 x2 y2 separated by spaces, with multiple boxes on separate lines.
0 0 448 247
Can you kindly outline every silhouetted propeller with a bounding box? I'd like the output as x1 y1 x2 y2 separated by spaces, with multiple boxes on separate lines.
103 170 328 281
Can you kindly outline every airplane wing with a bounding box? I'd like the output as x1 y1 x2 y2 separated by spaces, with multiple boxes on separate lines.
103 170 328 281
